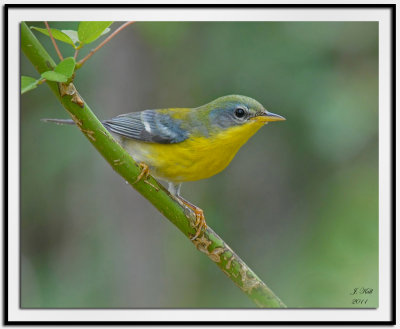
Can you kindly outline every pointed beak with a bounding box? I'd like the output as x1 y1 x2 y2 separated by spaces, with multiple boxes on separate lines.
252 111 286 123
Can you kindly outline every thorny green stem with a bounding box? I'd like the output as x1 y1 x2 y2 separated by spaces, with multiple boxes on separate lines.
76 21 135 69
44 21 63 61
21 22 286 308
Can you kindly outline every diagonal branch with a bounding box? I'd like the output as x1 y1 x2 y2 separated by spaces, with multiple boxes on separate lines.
21 22 286 308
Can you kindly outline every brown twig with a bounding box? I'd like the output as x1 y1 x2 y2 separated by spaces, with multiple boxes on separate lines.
76 21 135 69
74 48 80 60
44 21 63 61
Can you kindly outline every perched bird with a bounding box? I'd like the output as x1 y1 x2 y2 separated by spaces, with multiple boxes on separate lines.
43 95 285 239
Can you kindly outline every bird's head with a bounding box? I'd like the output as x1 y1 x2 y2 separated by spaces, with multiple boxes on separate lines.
204 95 285 131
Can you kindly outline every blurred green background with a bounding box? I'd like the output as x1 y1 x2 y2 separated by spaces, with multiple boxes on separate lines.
21 21 378 308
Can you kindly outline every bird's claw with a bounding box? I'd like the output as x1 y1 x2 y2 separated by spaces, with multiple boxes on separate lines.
134 162 159 191
191 208 207 241
175 195 207 240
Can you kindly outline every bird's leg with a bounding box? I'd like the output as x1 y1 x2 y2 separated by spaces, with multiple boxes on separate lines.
167 183 207 240
133 162 159 191
177 196 207 240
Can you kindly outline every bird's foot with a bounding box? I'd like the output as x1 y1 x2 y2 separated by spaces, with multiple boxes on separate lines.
191 207 207 241
177 196 207 240
134 162 159 191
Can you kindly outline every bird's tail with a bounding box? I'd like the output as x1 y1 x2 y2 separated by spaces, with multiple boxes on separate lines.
41 118 76 125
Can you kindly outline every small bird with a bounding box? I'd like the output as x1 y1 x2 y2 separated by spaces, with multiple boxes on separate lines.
43 95 285 240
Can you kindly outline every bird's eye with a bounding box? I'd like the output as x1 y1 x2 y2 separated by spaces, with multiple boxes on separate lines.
234 107 246 118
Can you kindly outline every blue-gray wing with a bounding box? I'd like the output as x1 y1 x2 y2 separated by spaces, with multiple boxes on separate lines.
102 110 189 144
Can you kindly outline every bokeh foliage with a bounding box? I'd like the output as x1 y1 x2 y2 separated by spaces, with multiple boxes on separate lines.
21 21 378 308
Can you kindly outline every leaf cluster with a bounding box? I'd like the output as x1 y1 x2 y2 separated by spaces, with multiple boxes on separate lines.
21 22 113 94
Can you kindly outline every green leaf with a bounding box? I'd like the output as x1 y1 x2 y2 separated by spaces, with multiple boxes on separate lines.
61 30 80 45
54 57 75 78
78 21 113 44
31 26 78 47
41 71 68 82
21 76 39 94
40 58 75 84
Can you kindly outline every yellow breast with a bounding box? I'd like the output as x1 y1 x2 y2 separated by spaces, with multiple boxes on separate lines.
124 121 265 183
